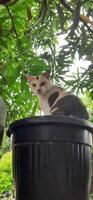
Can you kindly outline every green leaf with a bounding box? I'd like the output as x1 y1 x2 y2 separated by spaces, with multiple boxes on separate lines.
3 66 21 85
28 57 49 75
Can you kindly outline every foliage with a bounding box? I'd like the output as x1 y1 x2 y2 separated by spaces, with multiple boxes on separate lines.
1 196 14 200
0 131 11 158
0 0 93 126
0 151 13 197
0 1 93 198
89 194 93 200
81 92 93 122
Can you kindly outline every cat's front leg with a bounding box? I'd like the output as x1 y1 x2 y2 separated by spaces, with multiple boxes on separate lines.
50 107 58 115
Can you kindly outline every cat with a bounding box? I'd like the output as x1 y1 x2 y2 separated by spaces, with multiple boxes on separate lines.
25 71 89 119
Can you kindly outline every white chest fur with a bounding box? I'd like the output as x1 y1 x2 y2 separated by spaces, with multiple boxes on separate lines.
38 96 51 115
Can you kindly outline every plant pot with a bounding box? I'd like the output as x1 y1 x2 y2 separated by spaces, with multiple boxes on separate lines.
7 116 93 200
0 126 4 145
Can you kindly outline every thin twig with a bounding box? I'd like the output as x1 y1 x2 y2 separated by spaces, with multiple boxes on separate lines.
5 3 18 37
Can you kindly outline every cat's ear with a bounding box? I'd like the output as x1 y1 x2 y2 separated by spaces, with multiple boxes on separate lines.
43 70 51 79
24 74 34 81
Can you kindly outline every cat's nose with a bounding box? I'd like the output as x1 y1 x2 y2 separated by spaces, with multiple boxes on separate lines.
37 89 41 93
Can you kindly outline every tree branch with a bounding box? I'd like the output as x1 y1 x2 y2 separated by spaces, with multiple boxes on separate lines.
60 0 74 13
56 3 64 31
60 0 93 35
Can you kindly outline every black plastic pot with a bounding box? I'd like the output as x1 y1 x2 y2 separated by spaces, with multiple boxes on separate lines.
0 126 4 145
7 116 93 200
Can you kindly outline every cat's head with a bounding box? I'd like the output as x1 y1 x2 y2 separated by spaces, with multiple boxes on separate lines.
25 70 52 95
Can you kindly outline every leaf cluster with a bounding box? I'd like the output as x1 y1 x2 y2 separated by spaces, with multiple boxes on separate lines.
0 152 13 197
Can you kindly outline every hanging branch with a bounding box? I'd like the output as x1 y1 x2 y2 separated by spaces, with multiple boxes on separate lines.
48 10 56 78
25 0 47 35
4 3 18 37
68 0 81 37
56 3 64 31
37 0 47 25
26 6 32 21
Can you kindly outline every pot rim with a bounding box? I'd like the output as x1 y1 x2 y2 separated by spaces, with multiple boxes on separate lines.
6 115 93 137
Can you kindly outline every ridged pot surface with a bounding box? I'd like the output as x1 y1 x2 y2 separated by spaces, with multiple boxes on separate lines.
7 116 93 200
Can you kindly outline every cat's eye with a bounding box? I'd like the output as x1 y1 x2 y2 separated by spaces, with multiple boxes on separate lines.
32 83 36 87
40 82 45 87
